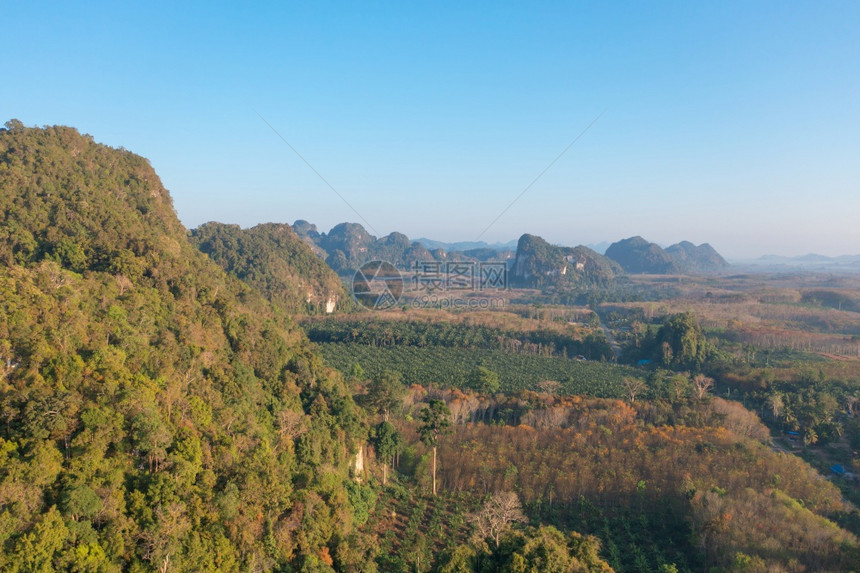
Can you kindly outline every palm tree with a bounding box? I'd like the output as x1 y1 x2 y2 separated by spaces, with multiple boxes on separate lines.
417 399 452 496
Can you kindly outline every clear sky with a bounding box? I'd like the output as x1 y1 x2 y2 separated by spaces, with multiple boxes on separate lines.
3 1 859 259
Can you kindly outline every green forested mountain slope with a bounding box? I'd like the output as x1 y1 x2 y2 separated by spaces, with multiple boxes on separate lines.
605 236 681 275
191 222 347 314
605 236 729 274
0 122 369 571
665 240 729 272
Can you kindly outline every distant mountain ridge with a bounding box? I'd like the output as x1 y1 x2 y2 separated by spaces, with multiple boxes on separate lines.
414 237 519 252
290 221 729 278
585 241 611 255
605 236 728 274
291 221 515 274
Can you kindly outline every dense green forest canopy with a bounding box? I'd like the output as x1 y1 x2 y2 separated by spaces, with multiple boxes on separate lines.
0 122 369 571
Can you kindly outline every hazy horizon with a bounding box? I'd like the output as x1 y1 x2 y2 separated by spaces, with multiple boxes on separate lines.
212 218 860 262
4 2 858 260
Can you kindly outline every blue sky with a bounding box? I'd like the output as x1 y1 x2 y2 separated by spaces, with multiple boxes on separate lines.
3 1 859 258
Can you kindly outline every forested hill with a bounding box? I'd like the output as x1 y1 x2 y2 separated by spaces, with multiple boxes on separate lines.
191 222 347 314
604 236 681 274
0 122 369 570
605 236 729 274
665 240 729 272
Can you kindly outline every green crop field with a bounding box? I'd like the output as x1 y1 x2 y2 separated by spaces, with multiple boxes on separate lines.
316 342 642 398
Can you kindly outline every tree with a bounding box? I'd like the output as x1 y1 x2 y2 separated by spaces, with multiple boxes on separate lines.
3 119 25 132
60 483 101 521
668 372 691 402
131 407 172 472
349 362 366 381
567 530 614 572
469 491 528 548
371 421 400 485
417 399 452 496
365 370 405 422
622 377 646 403
765 392 784 422
656 312 709 370
468 366 500 394
693 374 714 400
489 525 612 573
12 506 69 572
536 380 562 396
435 545 478 573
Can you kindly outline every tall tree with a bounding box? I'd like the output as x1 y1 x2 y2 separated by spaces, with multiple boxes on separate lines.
371 421 400 485
656 312 709 370
765 392 784 421
365 370 405 422
417 399 452 496
668 372 691 402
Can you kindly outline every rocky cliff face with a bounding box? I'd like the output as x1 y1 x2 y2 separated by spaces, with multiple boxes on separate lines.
510 234 621 288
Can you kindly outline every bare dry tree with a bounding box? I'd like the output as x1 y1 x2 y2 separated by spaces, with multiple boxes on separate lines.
693 374 714 400
468 491 528 548
536 379 562 396
277 409 308 449
622 377 646 403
